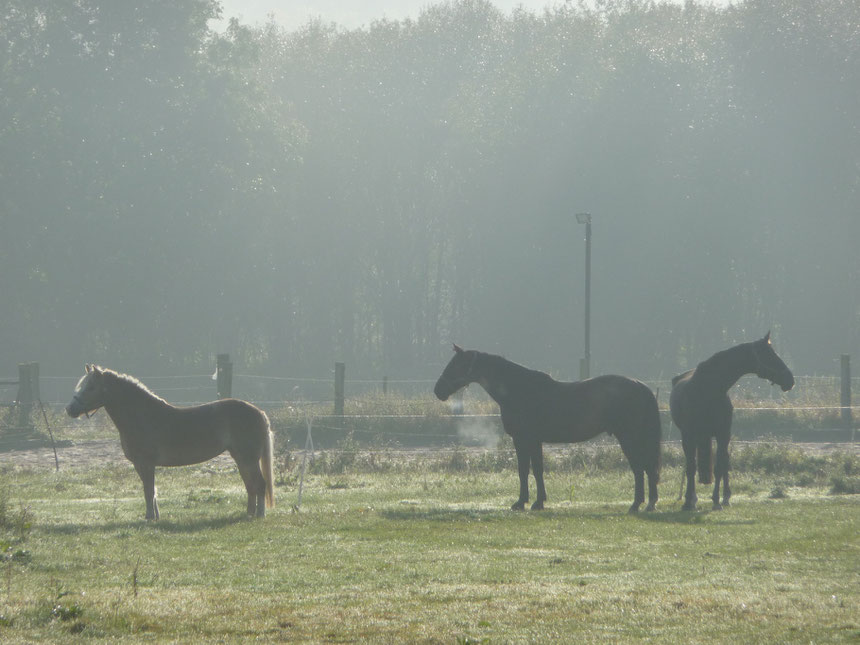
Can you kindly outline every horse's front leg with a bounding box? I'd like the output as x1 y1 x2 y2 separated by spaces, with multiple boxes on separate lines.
133 461 159 521
721 437 731 507
511 437 531 510
530 442 546 510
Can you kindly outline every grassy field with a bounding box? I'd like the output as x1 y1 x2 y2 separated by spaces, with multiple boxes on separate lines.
0 445 857 643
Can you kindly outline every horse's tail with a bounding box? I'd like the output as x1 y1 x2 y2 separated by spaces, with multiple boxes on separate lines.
697 435 713 484
261 415 275 509
626 384 662 481
646 392 662 483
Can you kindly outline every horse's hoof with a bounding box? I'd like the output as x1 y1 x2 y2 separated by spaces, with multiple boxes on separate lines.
681 503 696 512
721 499 731 507
645 504 656 512
511 501 526 511
627 505 641 514
530 501 544 511
712 502 723 511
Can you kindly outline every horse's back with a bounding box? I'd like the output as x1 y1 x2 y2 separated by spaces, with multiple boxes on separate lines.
585 374 660 432
573 374 657 413
210 398 269 427
514 374 657 443
669 371 692 428
152 398 269 466
672 369 694 388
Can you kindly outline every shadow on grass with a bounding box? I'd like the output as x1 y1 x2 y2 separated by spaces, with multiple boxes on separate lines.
381 505 645 522
40 512 251 535
380 507 510 522
380 504 760 528
635 509 757 526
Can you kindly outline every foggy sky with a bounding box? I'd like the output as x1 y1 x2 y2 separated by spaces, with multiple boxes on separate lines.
1 0 857 388
216 0 734 31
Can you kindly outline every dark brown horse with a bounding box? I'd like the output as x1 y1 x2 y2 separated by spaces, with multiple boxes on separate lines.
434 346 661 513
670 332 794 511
66 364 274 519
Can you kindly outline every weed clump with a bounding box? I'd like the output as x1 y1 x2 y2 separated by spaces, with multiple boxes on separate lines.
829 475 860 494
769 485 788 499
828 452 860 494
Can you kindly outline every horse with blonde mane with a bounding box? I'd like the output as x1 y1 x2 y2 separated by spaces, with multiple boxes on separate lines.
66 364 274 520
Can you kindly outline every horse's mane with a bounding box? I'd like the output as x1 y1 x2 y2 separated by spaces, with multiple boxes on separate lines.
100 367 170 406
480 352 557 386
695 342 751 375
672 369 694 386
674 342 755 386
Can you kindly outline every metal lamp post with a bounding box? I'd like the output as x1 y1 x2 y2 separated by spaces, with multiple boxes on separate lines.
575 213 592 379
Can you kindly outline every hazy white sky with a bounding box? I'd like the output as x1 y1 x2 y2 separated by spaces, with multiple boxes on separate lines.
217 0 730 32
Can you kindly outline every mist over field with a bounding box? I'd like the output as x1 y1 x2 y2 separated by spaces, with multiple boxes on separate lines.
2 0 858 384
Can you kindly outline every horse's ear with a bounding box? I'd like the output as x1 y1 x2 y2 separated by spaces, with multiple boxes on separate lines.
453 343 464 354
91 365 103 375
764 330 772 344
85 364 92 373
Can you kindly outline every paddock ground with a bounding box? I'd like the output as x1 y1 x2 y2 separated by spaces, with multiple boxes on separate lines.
0 436 856 472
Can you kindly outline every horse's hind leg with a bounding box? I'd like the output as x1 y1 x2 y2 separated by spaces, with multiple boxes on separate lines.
645 468 659 512
680 434 698 511
133 461 159 521
629 469 646 514
617 436 645 513
235 456 267 518
713 437 731 510
530 443 547 511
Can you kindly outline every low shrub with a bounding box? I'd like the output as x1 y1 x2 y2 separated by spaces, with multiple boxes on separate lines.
731 440 829 477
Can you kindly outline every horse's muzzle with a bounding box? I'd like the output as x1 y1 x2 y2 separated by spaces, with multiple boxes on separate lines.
66 397 94 418
433 383 450 401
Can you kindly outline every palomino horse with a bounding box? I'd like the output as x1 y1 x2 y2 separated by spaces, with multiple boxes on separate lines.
66 365 274 519
670 332 794 511
434 346 661 513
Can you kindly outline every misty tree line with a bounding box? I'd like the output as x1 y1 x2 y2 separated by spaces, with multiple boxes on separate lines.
2 0 858 383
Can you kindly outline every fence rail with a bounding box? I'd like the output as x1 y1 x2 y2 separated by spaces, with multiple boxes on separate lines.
2 355 858 441
0 412 857 461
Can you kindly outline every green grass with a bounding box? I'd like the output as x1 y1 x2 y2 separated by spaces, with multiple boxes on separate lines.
0 448 857 643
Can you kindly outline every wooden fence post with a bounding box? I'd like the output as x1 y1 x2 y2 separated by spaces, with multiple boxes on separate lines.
16 362 39 429
334 362 345 420
841 354 852 430
216 353 232 400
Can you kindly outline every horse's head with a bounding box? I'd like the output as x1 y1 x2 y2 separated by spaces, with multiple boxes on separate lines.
752 332 795 392
66 364 108 418
434 344 479 401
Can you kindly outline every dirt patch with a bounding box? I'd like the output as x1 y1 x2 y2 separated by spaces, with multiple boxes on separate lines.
0 438 236 471
0 437 855 472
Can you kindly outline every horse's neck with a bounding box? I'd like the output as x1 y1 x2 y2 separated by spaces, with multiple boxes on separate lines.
476 354 545 404
103 374 171 428
695 343 755 393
